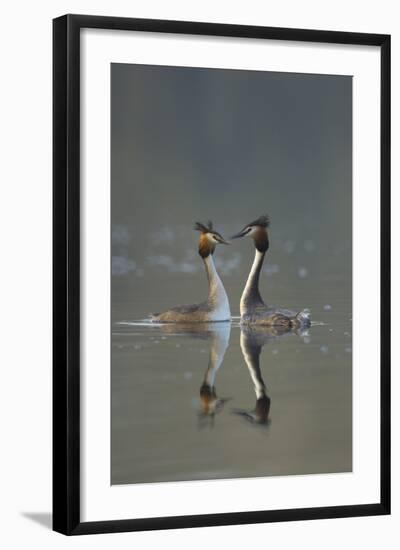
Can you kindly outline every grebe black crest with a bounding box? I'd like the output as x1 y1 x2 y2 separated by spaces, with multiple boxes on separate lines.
231 214 311 328
151 221 231 323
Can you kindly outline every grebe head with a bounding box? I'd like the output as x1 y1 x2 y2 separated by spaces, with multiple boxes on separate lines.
231 215 270 252
194 221 230 258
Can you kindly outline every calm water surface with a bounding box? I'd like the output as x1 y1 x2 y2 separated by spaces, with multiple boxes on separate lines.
111 288 352 485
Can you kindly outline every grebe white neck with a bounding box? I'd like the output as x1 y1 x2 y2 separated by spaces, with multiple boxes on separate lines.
240 249 265 316
203 255 231 321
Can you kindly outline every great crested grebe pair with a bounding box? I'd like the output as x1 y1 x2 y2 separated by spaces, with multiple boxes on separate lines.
151 216 310 328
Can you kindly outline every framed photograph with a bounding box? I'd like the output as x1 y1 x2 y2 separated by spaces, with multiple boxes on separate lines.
53 14 390 535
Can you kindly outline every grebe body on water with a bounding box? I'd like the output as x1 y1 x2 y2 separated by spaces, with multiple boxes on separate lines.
231 215 310 328
151 221 231 323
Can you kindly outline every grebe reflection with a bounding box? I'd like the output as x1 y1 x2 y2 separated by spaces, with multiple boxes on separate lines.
157 322 231 427
198 322 231 427
233 325 297 426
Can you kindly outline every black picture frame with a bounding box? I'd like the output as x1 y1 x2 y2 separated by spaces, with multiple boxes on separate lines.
53 14 391 536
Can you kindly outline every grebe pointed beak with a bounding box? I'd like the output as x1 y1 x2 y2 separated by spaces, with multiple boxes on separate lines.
230 227 249 239
215 235 231 244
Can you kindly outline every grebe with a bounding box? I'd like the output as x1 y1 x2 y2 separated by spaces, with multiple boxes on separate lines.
231 215 310 328
151 221 231 323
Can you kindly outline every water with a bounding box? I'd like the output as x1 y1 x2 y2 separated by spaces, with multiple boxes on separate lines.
111 292 352 485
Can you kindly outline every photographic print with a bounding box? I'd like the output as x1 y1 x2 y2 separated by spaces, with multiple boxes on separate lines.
111 63 352 486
